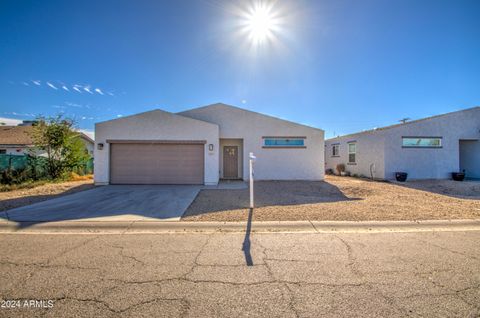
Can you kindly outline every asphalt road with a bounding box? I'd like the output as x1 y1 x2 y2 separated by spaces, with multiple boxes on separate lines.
0 230 479 317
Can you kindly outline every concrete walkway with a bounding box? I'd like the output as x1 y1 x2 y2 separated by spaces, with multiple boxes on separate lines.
0 185 201 224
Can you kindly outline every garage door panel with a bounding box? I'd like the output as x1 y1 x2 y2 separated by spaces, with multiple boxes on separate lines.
110 143 204 184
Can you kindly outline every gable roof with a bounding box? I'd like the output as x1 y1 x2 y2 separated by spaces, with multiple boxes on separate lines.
96 108 218 128
178 103 324 132
327 106 480 141
0 125 94 146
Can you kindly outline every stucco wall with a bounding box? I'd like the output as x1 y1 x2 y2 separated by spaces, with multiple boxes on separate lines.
1 147 27 155
325 107 480 180
0 146 47 156
179 104 325 181
325 132 386 179
383 108 480 179
94 110 219 185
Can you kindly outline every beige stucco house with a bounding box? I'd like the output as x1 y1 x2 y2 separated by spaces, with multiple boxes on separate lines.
325 107 480 180
94 103 325 185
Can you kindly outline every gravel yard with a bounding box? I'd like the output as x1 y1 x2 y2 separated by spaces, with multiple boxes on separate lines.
182 176 480 221
0 180 94 212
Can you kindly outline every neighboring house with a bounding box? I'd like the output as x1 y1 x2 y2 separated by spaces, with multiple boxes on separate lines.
325 107 480 180
94 103 324 185
0 124 95 157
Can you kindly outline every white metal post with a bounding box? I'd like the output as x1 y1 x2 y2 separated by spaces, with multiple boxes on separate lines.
249 152 256 209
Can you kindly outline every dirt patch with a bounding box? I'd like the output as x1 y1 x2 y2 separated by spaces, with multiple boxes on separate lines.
182 176 480 222
0 180 94 212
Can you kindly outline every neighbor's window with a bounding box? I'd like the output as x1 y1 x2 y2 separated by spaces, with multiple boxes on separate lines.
348 143 356 163
263 138 305 148
0 149 6 154
332 144 339 156
402 137 442 148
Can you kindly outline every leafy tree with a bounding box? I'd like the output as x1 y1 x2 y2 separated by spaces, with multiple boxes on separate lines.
30 115 90 179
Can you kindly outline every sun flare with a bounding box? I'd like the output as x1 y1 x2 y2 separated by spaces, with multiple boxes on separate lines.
245 5 275 44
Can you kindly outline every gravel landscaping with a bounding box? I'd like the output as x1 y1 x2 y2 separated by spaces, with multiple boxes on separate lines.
182 176 480 221
0 180 94 212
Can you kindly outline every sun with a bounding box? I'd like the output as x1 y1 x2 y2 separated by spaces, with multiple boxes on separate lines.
245 4 276 44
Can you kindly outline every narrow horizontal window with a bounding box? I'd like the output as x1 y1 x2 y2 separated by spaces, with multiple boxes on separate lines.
402 137 442 148
263 138 305 147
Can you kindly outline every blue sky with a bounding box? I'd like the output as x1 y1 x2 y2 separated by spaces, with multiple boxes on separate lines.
1 0 479 138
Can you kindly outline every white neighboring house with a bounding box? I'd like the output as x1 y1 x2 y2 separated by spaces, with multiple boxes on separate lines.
94 103 325 185
325 107 480 180
0 123 95 157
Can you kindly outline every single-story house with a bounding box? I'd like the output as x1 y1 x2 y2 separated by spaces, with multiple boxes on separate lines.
325 106 480 180
94 103 324 185
0 123 95 156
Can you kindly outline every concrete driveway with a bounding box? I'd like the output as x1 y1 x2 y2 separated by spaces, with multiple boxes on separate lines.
0 185 201 223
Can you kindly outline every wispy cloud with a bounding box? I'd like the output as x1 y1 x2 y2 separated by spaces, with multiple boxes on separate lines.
46 82 58 90
73 85 83 93
17 79 118 97
52 105 66 109
83 85 93 94
3 112 35 117
117 114 123 118
65 102 83 108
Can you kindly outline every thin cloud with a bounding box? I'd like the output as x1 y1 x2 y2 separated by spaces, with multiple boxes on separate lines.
52 105 66 109
65 102 83 108
117 114 123 118
21 79 118 97
73 85 83 93
3 112 35 117
83 85 93 94
46 82 58 90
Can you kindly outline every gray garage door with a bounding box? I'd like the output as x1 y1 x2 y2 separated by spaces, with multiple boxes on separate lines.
110 143 204 184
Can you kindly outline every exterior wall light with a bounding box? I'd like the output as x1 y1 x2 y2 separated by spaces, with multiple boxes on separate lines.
97 143 104 150
208 144 214 151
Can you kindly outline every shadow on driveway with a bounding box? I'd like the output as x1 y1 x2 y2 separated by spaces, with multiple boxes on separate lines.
0 185 201 229
0 183 94 212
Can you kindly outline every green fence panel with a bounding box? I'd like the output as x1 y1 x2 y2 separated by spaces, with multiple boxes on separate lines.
0 154 93 177
0 154 28 171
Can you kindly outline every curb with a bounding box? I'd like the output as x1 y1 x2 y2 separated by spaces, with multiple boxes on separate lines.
0 219 480 234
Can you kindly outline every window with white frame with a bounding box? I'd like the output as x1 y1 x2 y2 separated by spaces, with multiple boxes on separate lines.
402 137 442 148
348 143 356 163
332 144 339 157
